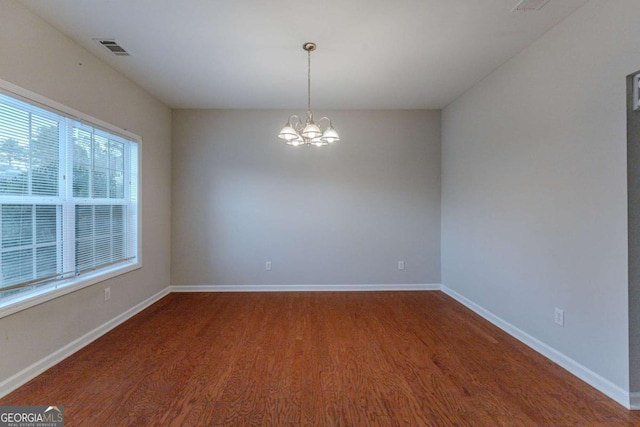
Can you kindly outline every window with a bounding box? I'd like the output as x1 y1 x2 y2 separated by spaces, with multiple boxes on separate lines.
0 88 139 312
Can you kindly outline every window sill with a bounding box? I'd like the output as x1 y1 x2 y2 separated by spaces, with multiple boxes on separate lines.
0 260 141 319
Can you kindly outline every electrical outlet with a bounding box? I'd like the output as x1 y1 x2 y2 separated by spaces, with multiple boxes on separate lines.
265 261 272 271
398 260 405 270
554 307 564 326
104 287 111 302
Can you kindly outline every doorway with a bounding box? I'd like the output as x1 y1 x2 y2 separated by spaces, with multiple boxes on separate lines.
627 70 640 396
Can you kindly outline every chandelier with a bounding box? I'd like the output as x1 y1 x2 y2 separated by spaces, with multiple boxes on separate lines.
278 42 340 147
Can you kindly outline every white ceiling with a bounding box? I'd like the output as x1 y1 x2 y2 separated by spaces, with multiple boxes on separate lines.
19 0 589 110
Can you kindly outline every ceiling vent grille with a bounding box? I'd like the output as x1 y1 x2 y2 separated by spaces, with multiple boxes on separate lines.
94 39 131 56
512 0 550 12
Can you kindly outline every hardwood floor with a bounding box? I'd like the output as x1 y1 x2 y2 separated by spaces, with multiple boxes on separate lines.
2 292 639 426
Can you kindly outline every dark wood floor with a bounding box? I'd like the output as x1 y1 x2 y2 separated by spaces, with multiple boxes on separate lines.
1 292 639 426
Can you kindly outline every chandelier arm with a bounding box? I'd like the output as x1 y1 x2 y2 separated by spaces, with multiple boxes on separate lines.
316 117 331 128
288 114 302 130
288 114 301 123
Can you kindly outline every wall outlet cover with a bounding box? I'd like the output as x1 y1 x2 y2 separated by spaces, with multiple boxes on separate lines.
554 307 564 326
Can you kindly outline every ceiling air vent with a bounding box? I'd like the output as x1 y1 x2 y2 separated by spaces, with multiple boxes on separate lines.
94 39 131 56
512 0 550 12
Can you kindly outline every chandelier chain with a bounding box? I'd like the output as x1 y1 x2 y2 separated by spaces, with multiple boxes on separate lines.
307 49 311 112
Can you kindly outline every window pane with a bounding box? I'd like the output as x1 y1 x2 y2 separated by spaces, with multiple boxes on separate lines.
36 205 58 244
94 236 111 266
112 206 124 233
31 159 58 196
73 128 92 165
75 239 93 272
94 135 109 169
0 163 28 195
73 165 91 198
112 234 124 259
0 104 61 198
75 205 93 239
72 128 91 198
0 129 29 195
36 245 57 277
2 205 33 248
31 118 59 196
109 170 124 199
95 205 110 237
31 117 58 159
0 103 29 196
92 168 108 198
0 103 29 142
74 204 129 272
1 204 61 289
110 142 124 171
2 248 33 287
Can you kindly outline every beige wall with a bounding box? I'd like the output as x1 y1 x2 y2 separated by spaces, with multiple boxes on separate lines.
172 109 440 287
0 0 171 383
442 0 640 393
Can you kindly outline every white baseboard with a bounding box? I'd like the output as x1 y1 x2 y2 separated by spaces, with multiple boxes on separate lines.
440 285 631 410
0 287 170 399
630 393 640 410
170 283 441 292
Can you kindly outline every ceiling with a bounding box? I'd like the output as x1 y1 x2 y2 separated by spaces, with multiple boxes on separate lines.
19 0 589 110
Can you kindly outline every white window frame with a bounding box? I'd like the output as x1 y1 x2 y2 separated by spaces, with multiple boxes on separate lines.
0 78 142 319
